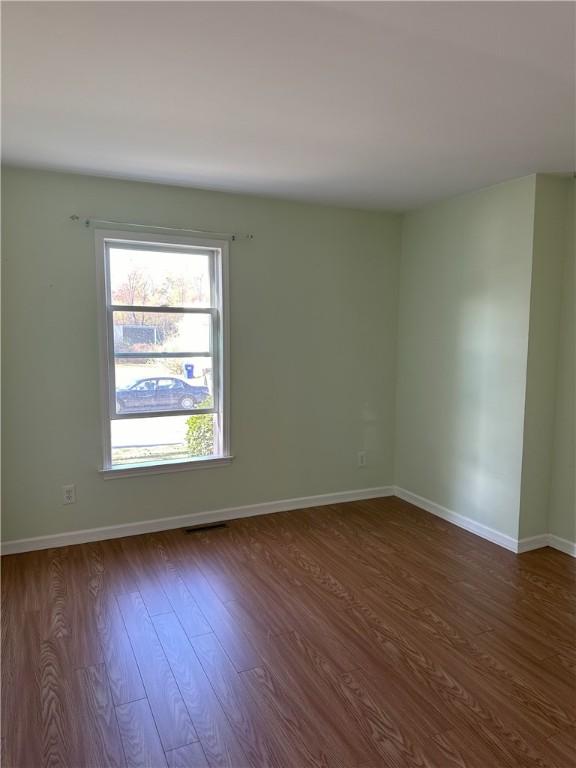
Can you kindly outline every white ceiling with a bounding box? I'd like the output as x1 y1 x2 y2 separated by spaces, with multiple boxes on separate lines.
2 1 574 209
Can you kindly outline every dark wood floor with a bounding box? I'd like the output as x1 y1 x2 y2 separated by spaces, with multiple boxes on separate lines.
2 497 575 768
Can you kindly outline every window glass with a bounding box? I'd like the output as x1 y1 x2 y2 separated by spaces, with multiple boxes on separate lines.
157 378 184 390
99 234 227 470
111 414 216 466
112 311 211 355
109 247 211 307
132 380 155 391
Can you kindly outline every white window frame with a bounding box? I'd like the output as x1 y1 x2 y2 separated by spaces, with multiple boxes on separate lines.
95 229 231 477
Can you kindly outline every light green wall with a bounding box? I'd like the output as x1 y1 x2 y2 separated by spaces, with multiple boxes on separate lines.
1 167 401 542
519 176 574 539
2 168 572 547
395 176 537 539
548 180 575 543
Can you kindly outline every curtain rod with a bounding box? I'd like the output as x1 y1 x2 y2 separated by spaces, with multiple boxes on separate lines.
69 215 254 241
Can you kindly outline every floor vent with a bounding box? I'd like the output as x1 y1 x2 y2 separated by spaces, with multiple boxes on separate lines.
183 522 228 534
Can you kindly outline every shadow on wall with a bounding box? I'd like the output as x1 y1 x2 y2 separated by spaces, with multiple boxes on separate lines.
395 176 536 540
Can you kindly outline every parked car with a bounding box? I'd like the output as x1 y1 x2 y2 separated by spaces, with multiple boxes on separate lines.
116 377 210 413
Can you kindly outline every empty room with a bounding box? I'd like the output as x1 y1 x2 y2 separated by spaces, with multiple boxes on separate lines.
1 2 575 767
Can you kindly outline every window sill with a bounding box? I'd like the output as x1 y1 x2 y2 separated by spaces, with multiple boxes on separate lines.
100 455 234 479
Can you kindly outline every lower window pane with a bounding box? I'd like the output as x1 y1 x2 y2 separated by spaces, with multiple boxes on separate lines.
114 356 213 415
111 414 216 466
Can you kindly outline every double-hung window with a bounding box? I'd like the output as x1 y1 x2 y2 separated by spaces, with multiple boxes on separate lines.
96 230 230 475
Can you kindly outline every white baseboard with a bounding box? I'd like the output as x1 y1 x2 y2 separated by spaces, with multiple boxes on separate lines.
395 486 576 557
0 485 394 555
516 534 550 553
518 534 576 556
3 483 573 558
547 534 576 557
393 486 519 551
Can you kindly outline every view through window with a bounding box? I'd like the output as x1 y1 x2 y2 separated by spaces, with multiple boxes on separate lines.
97 233 228 470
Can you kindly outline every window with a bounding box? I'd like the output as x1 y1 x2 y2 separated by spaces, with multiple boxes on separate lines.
96 230 230 475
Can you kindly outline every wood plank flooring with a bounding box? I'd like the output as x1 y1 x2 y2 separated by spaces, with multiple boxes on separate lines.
2 497 575 767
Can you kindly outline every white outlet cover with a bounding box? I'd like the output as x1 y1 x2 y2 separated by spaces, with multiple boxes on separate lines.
62 485 76 504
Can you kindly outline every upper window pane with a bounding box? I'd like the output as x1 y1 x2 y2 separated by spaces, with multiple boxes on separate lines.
109 246 212 307
113 311 211 355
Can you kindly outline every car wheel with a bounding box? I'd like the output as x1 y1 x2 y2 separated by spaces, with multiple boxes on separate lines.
180 396 194 409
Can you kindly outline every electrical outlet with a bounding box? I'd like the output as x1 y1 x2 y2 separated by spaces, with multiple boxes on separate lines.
357 450 367 468
62 484 76 505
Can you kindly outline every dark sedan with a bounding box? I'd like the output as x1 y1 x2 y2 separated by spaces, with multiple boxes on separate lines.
116 377 210 413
